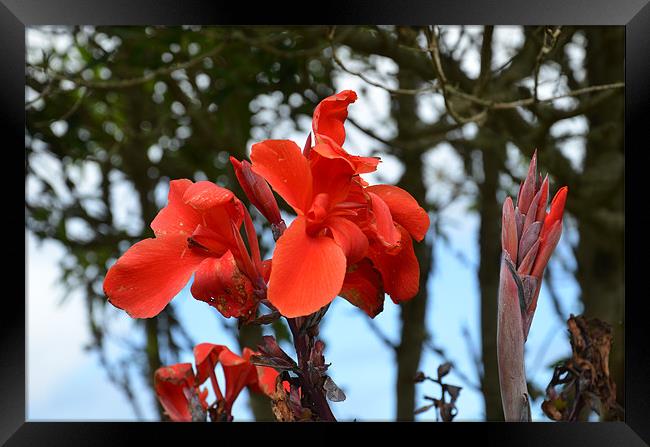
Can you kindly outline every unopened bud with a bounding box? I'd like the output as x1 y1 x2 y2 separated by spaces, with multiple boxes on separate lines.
230 157 285 232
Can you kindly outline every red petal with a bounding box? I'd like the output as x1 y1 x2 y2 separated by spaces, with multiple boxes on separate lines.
155 362 195 386
368 225 420 302
540 186 568 241
366 185 429 241
198 388 209 409
194 344 257 407
324 216 368 264
188 224 230 257
312 90 357 146
340 259 385 318
243 348 279 397
250 140 313 214
367 192 401 250
302 132 313 157
190 253 257 319
218 348 258 406
104 235 206 318
531 219 563 280
154 363 196 422
253 366 279 397
151 179 201 237
182 181 244 240
261 259 272 283
529 219 563 321
311 135 380 174
201 201 245 246
193 343 227 385
501 197 518 262
182 180 235 211
267 216 347 317
310 150 355 208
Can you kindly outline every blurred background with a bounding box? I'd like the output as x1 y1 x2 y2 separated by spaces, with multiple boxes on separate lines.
25 25 624 421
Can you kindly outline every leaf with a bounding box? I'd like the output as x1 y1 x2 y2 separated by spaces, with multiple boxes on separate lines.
323 376 346 402
249 354 296 372
413 371 426 383
445 384 462 403
414 403 435 415
247 311 281 325
251 336 297 372
437 362 452 380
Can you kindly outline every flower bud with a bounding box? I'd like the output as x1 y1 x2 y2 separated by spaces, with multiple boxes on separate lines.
230 156 285 238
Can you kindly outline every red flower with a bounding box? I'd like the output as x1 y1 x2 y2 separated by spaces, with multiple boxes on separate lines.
103 179 263 319
195 344 254 411
154 363 209 422
155 343 279 422
248 90 429 318
249 138 367 317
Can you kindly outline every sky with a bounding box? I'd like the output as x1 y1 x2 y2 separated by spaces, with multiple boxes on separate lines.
26 26 586 422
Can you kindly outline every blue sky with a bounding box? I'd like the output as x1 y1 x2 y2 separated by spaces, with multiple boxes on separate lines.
26 25 586 422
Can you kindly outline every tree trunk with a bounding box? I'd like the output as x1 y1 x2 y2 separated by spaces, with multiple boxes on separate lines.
393 27 433 421
577 27 625 412
144 317 164 418
478 139 506 421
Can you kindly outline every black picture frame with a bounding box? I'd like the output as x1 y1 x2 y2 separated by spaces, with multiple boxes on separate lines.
5 0 649 445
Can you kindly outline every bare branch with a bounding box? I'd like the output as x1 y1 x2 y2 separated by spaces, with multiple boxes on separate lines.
30 43 226 90
364 316 398 351
329 28 440 96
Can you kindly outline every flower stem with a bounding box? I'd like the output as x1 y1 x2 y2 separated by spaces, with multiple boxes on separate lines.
287 317 336 421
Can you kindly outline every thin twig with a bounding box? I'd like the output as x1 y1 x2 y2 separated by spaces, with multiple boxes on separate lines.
329 26 440 96
364 317 398 351
490 82 625 109
30 43 226 90
25 81 54 108
424 26 488 125
346 116 396 148
424 338 481 391
533 26 563 103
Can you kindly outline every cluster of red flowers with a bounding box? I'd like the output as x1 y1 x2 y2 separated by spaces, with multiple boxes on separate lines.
103 90 430 321
103 90 431 421
154 343 279 422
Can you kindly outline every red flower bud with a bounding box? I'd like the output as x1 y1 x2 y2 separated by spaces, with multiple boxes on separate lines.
230 156 286 239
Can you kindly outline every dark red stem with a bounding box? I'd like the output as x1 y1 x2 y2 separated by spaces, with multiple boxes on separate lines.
287 318 336 422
